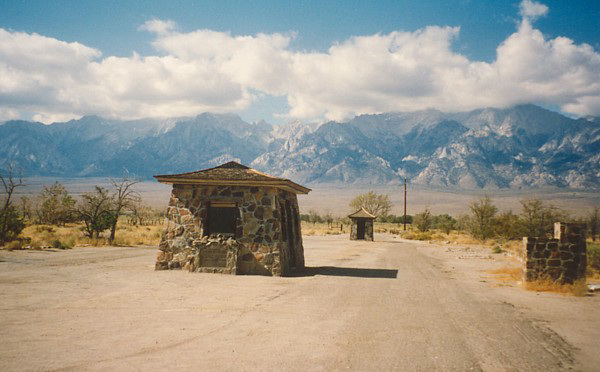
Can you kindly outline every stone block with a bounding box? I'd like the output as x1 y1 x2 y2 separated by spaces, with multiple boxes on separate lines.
155 261 169 270
547 259 561 267
546 268 563 281
532 250 545 259
560 251 573 260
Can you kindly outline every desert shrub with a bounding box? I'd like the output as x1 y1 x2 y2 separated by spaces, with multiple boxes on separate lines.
588 242 600 274
469 196 497 240
36 182 77 225
5 240 22 251
495 211 523 240
78 186 115 239
0 205 25 243
66 236 76 248
30 240 43 250
377 214 412 224
492 245 503 254
520 198 568 239
51 239 72 250
413 209 433 232
35 225 55 233
588 207 599 241
403 230 433 241
433 214 456 234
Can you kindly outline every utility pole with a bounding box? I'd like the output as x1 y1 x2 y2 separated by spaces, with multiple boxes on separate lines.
403 177 407 231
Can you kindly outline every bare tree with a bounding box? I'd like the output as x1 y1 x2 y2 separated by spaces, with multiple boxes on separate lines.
78 186 115 239
349 191 392 217
109 177 141 243
0 165 26 243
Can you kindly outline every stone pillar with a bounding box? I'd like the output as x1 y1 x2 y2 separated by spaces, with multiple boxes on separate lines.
523 223 586 284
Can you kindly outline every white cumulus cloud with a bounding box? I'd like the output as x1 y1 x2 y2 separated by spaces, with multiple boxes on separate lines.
0 0 599 124
138 19 177 35
519 0 549 21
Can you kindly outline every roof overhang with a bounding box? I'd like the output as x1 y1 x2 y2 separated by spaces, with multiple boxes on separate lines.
154 176 311 195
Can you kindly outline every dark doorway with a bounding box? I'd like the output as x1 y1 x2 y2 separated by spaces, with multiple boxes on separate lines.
357 220 366 240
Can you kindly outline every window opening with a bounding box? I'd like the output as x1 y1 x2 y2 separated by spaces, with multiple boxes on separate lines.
206 201 237 237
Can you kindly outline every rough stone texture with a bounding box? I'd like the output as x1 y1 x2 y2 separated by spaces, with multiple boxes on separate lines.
523 222 587 284
349 218 374 241
156 185 304 276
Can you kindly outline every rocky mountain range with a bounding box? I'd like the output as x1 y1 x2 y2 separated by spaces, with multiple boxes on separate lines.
1 105 598 189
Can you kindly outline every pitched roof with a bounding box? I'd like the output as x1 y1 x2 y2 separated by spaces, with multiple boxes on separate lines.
348 207 376 219
154 161 311 194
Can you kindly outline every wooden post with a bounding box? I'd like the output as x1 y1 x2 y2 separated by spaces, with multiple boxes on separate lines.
403 177 407 231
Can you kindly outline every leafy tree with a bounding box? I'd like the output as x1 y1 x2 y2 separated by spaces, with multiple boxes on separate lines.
414 208 433 232
108 177 141 243
0 166 26 244
376 214 412 224
349 191 392 217
455 213 471 232
18 196 34 222
78 186 115 239
37 182 76 226
433 214 456 235
322 210 334 226
308 209 323 224
495 210 523 240
469 196 497 240
520 198 568 238
0 206 25 243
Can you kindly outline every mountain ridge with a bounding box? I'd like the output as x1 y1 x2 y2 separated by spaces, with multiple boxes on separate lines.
1 105 598 190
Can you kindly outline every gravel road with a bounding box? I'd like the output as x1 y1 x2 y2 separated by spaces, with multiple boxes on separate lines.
0 235 598 371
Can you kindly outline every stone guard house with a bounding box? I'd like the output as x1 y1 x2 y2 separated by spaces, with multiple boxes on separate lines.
348 208 376 241
154 161 311 276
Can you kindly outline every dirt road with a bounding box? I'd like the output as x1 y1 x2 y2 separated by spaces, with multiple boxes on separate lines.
1 235 598 371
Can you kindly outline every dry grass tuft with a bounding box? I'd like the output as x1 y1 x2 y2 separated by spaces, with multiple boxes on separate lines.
486 267 522 283
300 222 344 236
485 267 588 296
524 279 588 297
19 222 163 248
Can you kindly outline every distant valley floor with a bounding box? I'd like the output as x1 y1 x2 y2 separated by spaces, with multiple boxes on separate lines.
14 177 600 216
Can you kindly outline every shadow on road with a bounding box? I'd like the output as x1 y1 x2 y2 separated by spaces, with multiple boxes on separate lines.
292 266 398 279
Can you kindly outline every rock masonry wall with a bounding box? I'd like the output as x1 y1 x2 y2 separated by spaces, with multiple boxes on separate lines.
156 184 304 276
350 219 374 241
523 222 587 284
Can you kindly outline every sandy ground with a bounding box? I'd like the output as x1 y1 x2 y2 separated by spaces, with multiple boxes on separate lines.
0 235 598 371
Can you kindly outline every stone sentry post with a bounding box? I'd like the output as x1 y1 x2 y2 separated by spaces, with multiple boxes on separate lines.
523 222 587 284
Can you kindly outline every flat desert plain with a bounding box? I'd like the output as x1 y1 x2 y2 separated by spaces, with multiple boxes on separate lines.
15 178 600 216
1 235 599 371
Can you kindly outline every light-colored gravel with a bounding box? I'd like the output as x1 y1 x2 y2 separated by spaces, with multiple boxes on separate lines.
0 235 598 370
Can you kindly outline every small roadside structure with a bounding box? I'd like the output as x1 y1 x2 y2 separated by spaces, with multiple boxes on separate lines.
348 208 376 241
154 161 311 276
523 222 586 284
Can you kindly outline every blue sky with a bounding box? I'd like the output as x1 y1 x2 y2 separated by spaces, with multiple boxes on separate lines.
0 0 599 124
